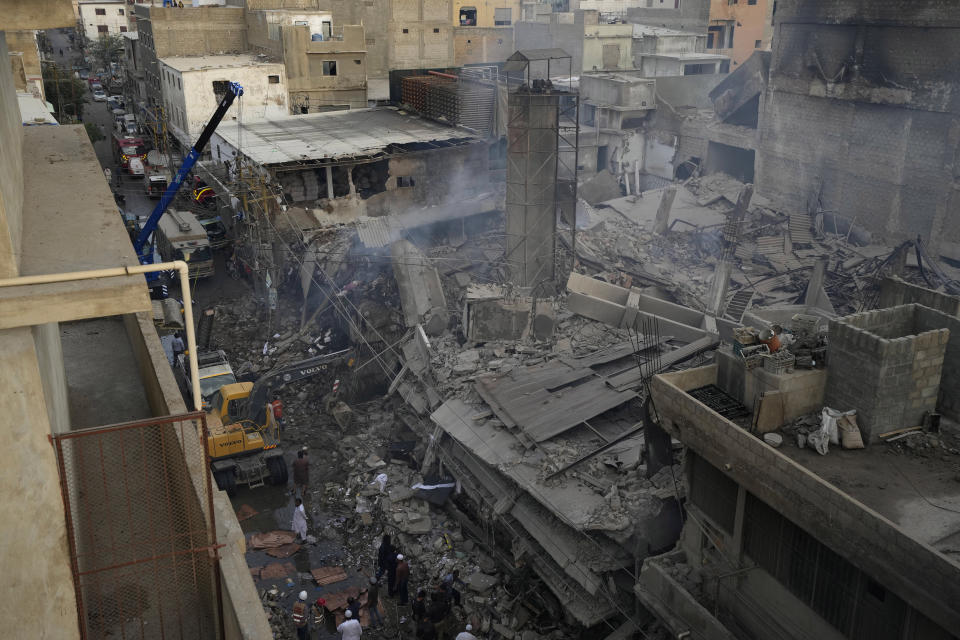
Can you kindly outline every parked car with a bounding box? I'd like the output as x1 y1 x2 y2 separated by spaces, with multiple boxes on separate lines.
92 90 108 102
107 95 124 109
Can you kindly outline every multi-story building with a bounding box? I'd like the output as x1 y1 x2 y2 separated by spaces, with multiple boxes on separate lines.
325 0 455 100
625 0 709 32
78 0 130 40
134 3 248 108
706 0 772 67
755 0 960 260
157 54 288 148
6 29 45 99
632 23 726 76
645 284 960 640
515 9 633 73
452 0 520 65
121 31 146 105
0 2 270 638
246 9 368 112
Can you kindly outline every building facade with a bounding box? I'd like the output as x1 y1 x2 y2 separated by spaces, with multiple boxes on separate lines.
6 29 44 99
515 9 633 73
325 0 455 100
157 55 288 147
706 0 772 67
134 3 248 107
246 10 368 112
78 0 130 40
755 0 960 259
625 0 709 32
452 0 520 65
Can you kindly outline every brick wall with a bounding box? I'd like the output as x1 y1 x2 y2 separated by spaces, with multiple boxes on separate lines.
825 305 949 438
757 0 960 250
650 367 960 635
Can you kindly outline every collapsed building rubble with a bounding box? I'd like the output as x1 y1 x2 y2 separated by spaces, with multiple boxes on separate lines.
196 152 960 637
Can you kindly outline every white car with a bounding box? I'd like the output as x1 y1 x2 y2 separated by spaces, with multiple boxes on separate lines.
92 90 108 102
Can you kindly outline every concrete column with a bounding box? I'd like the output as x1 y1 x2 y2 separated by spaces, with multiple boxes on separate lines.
804 259 826 303
653 185 677 235
31 322 69 434
326 166 334 200
347 165 356 196
731 485 747 560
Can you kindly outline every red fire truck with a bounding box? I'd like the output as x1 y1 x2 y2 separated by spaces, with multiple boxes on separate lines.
112 133 149 177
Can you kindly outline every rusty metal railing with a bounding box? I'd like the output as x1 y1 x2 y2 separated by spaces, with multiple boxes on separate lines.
52 412 222 639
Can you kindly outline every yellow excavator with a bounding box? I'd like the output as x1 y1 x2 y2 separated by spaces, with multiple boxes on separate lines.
207 348 354 493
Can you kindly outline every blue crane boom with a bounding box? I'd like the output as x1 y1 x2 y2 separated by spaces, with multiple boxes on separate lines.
133 81 243 260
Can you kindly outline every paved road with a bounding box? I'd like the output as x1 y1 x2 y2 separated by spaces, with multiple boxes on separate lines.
45 28 251 311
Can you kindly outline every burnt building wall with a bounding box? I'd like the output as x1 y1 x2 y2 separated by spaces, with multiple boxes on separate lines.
756 0 960 253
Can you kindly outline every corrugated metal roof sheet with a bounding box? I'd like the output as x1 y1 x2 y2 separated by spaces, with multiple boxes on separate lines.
355 216 392 249
475 361 637 444
215 107 475 167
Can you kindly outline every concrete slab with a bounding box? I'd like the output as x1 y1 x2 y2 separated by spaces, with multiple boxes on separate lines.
1 126 149 329
60 317 152 429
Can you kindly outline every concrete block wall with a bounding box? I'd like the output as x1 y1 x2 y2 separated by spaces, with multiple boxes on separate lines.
651 366 960 636
912 305 960 422
149 7 248 57
878 276 960 317
825 305 948 439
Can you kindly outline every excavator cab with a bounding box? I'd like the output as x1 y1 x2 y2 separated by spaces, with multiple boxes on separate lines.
205 349 353 494
207 382 286 494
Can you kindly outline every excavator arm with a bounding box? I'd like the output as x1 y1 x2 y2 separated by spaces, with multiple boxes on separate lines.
243 348 354 424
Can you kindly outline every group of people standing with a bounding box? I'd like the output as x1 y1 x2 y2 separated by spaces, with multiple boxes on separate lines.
286 452 479 638
376 535 476 640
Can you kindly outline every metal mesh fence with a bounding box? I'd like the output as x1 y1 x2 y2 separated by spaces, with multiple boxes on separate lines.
53 412 221 640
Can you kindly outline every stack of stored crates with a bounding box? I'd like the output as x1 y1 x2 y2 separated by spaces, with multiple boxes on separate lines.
400 76 451 113
763 349 796 374
427 81 459 123
790 313 821 348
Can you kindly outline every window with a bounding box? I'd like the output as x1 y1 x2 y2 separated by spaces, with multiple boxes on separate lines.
268 74 280 84
119 8 124 14
742 493 916 639
98 25 108 33
433 28 440 33
755 39 762 48
707 26 721 49
459 7 477 26
748 0 757 4
322 61 337 76
396 177 415 187
689 453 738 532
494 7 512 25
684 63 715 75
120 26 127 32
354 59 362 64
212 80 231 98
402 28 409 34
177 77 181 90
95 7 106 15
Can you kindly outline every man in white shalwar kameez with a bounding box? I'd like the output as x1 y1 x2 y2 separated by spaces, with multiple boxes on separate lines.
292 497 308 541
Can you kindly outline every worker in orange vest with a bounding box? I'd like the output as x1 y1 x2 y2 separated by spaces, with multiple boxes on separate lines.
292 591 309 639
269 395 284 431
